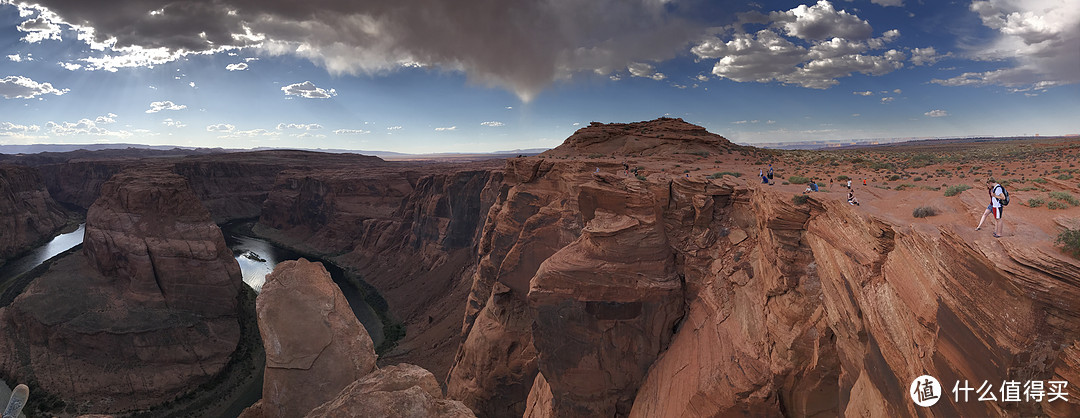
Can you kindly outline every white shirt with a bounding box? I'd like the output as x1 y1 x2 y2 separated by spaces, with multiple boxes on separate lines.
990 184 1003 208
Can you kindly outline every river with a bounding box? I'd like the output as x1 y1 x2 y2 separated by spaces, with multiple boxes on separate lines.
0 221 384 345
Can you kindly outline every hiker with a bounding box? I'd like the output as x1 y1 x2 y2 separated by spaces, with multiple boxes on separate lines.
847 179 852 189
767 164 774 180
623 162 630 176
762 173 769 184
980 178 1007 237
848 189 860 206
594 167 600 174
863 178 867 186
810 181 819 192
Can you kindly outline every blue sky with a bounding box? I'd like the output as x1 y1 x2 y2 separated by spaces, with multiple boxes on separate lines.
0 0 1077 153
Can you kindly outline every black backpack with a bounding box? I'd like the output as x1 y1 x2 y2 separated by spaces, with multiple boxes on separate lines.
997 185 1010 206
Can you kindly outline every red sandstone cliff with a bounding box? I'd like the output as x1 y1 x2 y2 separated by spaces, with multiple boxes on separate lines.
0 169 244 413
0 165 71 264
442 119 1080 417
241 258 473 418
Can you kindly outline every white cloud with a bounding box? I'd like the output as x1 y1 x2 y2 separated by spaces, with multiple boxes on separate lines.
769 0 873 41
281 81 336 99
7 54 23 62
334 129 371 134
892 88 902 94
0 75 69 99
627 62 666 80
276 123 323 130
881 97 894 103
854 90 873 96
15 6 62 43
95 113 117 124
0 122 40 133
386 126 403 130
45 118 132 138
162 118 186 128
435 126 457 131
293 132 326 139
691 3 904 89
145 100 187 113
58 62 82 71
933 0 1079 89
206 123 235 132
226 62 248 71
480 121 504 127
910 47 948 66
924 109 948 117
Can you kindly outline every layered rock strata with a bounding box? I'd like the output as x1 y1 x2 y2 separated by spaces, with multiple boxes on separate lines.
0 165 70 264
0 169 243 412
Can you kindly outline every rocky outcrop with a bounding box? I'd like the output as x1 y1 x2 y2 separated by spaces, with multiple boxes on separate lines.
0 165 71 264
0 169 244 413
306 364 475 417
244 258 377 418
254 163 504 379
540 117 744 158
241 258 472 418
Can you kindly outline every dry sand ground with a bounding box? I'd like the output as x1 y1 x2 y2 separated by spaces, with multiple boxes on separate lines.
559 136 1080 255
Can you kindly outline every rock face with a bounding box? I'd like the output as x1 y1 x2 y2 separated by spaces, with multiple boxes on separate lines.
444 120 1080 417
83 169 243 314
242 258 473 418
0 169 243 412
255 163 504 379
306 364 476 418
0 165 70 264
247 258 377 418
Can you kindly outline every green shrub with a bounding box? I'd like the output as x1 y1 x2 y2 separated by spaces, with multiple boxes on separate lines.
1057 174 1074 180
1048 201 1068 210
944 184 972 197
708 171 742 179
836 175 850 181
1049 191 1080 206
894 183 917 191
1031 178 1048 183
792 194 808 205
1028 198 1045 207
913 176 923 182
912 206 938 218
889 175 901 181
789 176 811 184
636 174 647 181
1057 227 1080 258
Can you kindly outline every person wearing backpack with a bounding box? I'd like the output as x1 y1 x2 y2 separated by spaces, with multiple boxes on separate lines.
981 178 1008 237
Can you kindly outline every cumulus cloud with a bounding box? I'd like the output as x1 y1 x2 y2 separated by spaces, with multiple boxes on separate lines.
692 2 904 89
480 121 504 127
627 62 666 80
881 97 894 103
5 0 706 100
146 100 186 113
924 109 948 117
276 123 322 130
45 118 131 137
386 126 402 130
769 0 873 41
0 75 69 99
435 126 456 131
7 54 24 62
281 81 336 99
206 123 235 132
95 113 117 124
933 0 1079 89
15 6 62 43
334 129 371 134
226 62 248 71
0 122 40 133
59 62 82 71
853 90 873 96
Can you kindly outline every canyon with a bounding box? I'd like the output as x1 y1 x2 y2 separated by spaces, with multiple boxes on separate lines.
0 118 1078 416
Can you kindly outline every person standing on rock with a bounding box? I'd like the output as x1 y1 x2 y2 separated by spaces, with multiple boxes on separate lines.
981 178 1007 237
767 164 774 181
847 179 852 189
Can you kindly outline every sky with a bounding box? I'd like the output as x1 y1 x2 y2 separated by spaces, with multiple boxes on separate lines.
0 0 1077 154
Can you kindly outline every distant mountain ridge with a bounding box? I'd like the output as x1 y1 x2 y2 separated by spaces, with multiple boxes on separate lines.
0 143 548 160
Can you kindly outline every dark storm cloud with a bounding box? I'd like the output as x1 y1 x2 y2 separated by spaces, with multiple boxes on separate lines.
19 0 722 99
